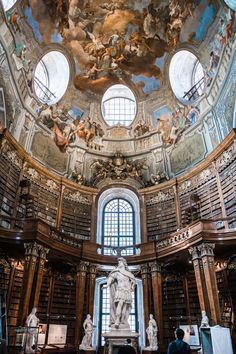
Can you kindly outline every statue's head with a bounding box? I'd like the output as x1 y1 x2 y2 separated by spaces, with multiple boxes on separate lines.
87 314 91 319
150 314 153 319
32 307 37 315
118 257 128 269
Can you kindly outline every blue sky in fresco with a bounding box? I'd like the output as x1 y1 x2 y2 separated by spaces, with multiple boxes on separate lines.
194 0 216 42
131 55 165 94
25 7 63 44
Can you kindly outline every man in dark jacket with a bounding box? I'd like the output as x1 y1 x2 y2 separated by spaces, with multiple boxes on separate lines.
167 328 191 354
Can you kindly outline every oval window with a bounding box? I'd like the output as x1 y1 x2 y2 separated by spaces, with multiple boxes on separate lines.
169 50 205 104
2 0 17 11
34 51 70 104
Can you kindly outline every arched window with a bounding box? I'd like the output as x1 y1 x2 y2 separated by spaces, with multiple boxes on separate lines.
97 188 141 255
101 84 137 126
34 51 70 104
93 277 145 347
102 198 135 255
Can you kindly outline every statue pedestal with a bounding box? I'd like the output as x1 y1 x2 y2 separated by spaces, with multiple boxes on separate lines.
142 350 159 354
103 329 139 354
79 350 96 354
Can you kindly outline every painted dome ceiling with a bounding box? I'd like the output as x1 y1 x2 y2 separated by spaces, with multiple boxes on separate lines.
1 0 235 187
23 0 217 96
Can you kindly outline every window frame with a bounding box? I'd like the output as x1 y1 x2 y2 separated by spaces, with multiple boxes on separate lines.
102 198 136 255
101 85 137 127
96 188 141 247
98 280 139 347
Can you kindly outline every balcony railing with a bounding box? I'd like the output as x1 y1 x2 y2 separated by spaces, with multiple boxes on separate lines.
0 215 236 261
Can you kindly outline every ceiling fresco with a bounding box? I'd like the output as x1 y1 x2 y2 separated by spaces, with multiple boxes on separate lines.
23 0 217 95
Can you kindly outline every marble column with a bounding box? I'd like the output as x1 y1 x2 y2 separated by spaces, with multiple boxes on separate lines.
75 261 88 347
18 242 39 326
141 264 151 331
198 243 221 325
87 264 97 318
32 246 49 308
189 246 209 316
150 261 163 346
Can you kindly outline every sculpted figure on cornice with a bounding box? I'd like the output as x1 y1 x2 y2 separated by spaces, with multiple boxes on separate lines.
150 171 169 185
156 105 200 146
90 152 148 186
38 105 104 152
134 119 150 137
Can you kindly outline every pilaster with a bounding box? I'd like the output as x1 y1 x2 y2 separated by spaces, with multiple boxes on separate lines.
18 242 40 325
198 243 221 325
141 264 151 331
32 245 49 308
75 261 88 346
189 246 210 315
150 261 163 347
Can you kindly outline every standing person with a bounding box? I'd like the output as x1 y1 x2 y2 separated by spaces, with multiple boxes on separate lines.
167 328 190 354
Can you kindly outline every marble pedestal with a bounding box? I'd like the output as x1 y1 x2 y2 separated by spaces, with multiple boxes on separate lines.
79 350 96 354
103 329 139 354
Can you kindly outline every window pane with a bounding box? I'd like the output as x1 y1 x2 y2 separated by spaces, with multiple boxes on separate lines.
100 284 137 345
102 85 137 126
103 198 135 254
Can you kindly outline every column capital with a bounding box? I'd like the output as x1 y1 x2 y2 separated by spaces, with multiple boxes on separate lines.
149 261 162 273
140 263 149 275
77 261 89 274
89 263 97 274
38 245 50 260
24 242 41 257
198 243 215 258
189 246 199 260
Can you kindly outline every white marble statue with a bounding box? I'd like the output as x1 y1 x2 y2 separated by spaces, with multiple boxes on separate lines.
103 257 136 329
146 314 158 351
79 314 96 350
23 307 40 354
200 310 209 327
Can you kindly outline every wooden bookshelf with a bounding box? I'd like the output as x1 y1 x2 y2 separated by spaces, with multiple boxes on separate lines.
60 198 91 240
146 193 177 240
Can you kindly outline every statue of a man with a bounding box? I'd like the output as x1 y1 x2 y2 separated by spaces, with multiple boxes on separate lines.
23 307 39 354
200 310 209 327
146 314 158 350
79 314 95 350
103 257 136 329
